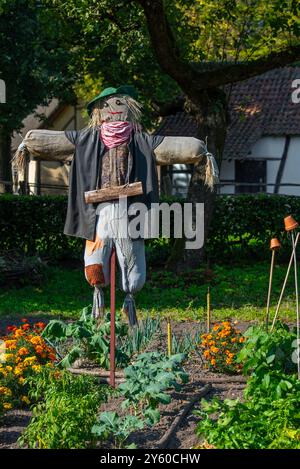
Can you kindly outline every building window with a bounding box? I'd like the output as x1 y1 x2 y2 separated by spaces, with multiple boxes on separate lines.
235 160 266 194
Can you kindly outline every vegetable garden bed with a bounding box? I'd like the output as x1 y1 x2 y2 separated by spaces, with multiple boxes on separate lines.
1 316 299 449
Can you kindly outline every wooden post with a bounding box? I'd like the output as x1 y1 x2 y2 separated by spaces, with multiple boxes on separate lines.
291 231 300 380
207 287 211 333
167 317 172 357
110 245 116 387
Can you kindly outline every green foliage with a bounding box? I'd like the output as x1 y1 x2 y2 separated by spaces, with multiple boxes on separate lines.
0 194 81 260
42 307 161 369
42 308 130 369
195 323 300 449
2 193 300 263
92 352 188 448
119 352 188 424
238 321 297 378
92 412 144 449
195 392 300 449
208 194 300 262
19 370 110 448
0 0 77 134
1 261 300 323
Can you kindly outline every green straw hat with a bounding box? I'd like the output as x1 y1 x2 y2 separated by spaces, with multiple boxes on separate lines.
87 85 138 116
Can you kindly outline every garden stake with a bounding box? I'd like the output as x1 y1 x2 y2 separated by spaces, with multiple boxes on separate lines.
290 229 300 380
271 231 300 331
265 238 281 332
167 317 172 357
284 216 300 379
110 245 116 388
207 286 211 333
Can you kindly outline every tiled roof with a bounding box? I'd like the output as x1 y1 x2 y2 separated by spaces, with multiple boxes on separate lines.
155 67 300 160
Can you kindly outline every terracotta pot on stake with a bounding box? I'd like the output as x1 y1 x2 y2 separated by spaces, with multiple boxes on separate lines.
265 238 281 332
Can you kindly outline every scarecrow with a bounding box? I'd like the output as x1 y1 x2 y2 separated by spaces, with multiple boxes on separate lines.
14 85 218 326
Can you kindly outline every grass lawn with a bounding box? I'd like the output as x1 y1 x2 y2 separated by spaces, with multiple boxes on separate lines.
0 261 299 324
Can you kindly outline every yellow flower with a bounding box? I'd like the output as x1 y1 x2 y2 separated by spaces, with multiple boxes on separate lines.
32 365 42 373
30 336 43 346
14 366 23 376
3 403 12 410
21 395 30 405
5 365 13 373
23 356 37 366
18 377 25 385
211 346 219 354
0 386 12 396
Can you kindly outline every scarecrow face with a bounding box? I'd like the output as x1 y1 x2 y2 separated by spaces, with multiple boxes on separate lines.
98 95 132 123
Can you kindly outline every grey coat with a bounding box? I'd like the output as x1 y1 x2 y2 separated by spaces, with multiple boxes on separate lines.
63 127 163 240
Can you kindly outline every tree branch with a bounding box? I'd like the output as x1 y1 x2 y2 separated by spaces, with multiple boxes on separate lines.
136 0 300 100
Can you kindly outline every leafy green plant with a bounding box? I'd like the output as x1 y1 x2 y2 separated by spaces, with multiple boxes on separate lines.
119 352 188 425
195 322 300 449
237 321 297 377
19 370 110 449
42 309 161 369
195 390 300 449
42 308 129 369
92 412 144 449
92 352 188 448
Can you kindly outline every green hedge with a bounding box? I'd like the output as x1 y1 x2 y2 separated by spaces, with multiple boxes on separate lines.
207 194 300 261
1 193 299 263
0 194 83 260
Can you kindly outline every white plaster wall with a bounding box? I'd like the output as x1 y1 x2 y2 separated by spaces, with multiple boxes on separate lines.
279 136 300 196
219 136 300 195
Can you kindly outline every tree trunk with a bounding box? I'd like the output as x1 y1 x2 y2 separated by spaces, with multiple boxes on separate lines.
168 88 228 271
0 129 12 193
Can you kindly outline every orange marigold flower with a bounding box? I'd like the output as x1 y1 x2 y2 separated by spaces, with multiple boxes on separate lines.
34 322 46 330
211 358 216 366
22 324 30 331
239 337 245 343
231 338 237 343
18 347 29 356
14 329 24 338
35 345 44 354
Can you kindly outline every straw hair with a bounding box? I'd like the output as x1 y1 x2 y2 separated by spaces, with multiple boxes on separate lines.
11 146 28 174
205 153 218 190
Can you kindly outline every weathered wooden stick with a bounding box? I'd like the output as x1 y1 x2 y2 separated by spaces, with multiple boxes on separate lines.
67 368 124 377
167 318 172 357
207 286 211 333
84 182 143 204
156 384 211 449
291 231 300 380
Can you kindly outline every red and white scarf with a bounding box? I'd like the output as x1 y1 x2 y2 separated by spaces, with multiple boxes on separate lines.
100 121 133 149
